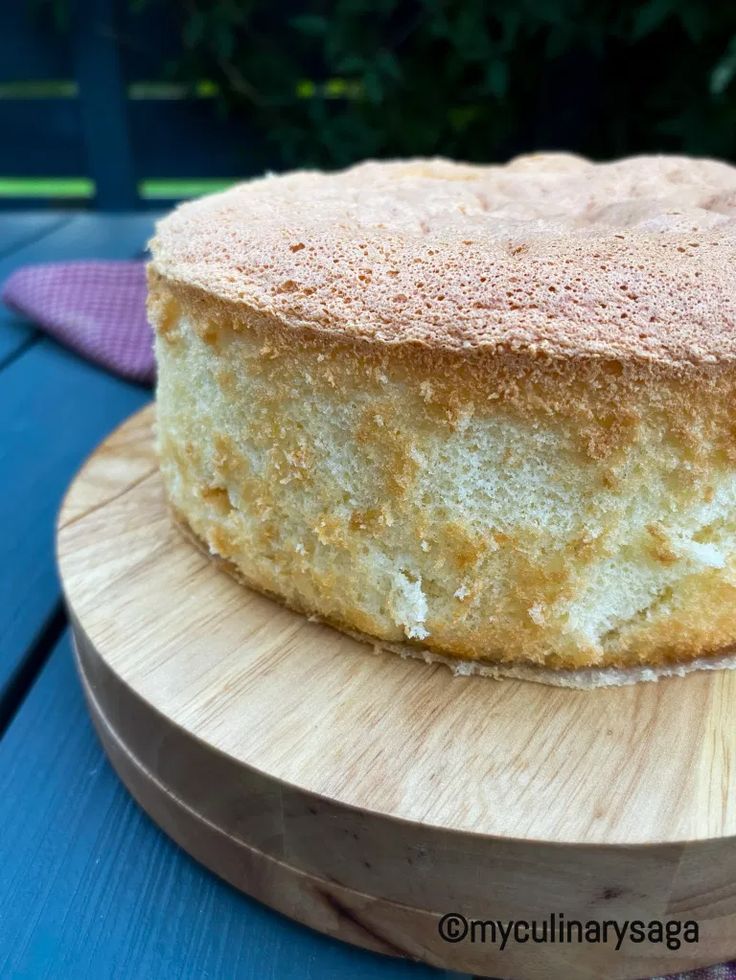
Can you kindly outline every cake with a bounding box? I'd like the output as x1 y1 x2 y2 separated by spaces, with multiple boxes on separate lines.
147 153 736 686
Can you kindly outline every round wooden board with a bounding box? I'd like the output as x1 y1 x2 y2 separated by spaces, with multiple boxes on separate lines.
57 405 736 979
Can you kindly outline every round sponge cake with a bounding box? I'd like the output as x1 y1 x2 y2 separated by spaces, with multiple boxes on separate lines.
148 154 736 685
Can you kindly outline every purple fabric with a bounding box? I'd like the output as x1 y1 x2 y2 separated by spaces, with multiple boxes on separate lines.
658 967 736 980
2 260 153 383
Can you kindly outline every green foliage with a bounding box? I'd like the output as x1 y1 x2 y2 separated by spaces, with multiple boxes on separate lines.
49 0 736 167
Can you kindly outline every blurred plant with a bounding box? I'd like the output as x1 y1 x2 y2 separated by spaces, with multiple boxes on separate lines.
38 0 736 167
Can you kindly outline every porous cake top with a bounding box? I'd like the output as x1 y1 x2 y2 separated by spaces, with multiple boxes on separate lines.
150 153 736 366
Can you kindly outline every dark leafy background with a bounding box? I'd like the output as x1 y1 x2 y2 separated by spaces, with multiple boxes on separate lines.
45 0 736 170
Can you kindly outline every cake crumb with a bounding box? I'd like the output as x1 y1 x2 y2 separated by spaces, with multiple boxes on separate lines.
419 381 434 402
528 603 546 626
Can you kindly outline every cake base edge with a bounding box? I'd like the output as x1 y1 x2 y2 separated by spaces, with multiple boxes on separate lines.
171 508 736 690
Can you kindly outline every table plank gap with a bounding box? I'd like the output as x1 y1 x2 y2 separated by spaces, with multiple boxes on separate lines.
0 329 39 373
0 599 66 736
0 213 75 262
0 210 158 707
0 339 149 706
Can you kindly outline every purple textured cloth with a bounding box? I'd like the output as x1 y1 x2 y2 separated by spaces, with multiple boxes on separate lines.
1 260 153 383
658 968 736 980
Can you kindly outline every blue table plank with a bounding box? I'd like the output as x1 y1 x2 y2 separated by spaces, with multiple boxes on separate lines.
0 633 459 980
0 211 157 713
0 316 34 369
1 213 156 267
0 212 157 364
0 213 73 261
0 213 73 364
0 340 148 722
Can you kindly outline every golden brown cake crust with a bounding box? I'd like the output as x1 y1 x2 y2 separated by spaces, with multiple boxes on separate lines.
172 505 736 689
149 153 736 368
149 155 736 682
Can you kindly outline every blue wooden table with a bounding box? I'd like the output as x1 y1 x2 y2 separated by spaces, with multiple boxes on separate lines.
0 212 469 980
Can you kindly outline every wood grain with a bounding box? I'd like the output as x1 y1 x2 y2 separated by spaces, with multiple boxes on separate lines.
57 406 736 978
0 634 450 980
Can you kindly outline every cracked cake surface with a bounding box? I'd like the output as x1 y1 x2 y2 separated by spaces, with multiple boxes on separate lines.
148 154 736 683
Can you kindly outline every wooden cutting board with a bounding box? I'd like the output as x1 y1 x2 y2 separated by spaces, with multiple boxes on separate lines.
57 405 736 979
